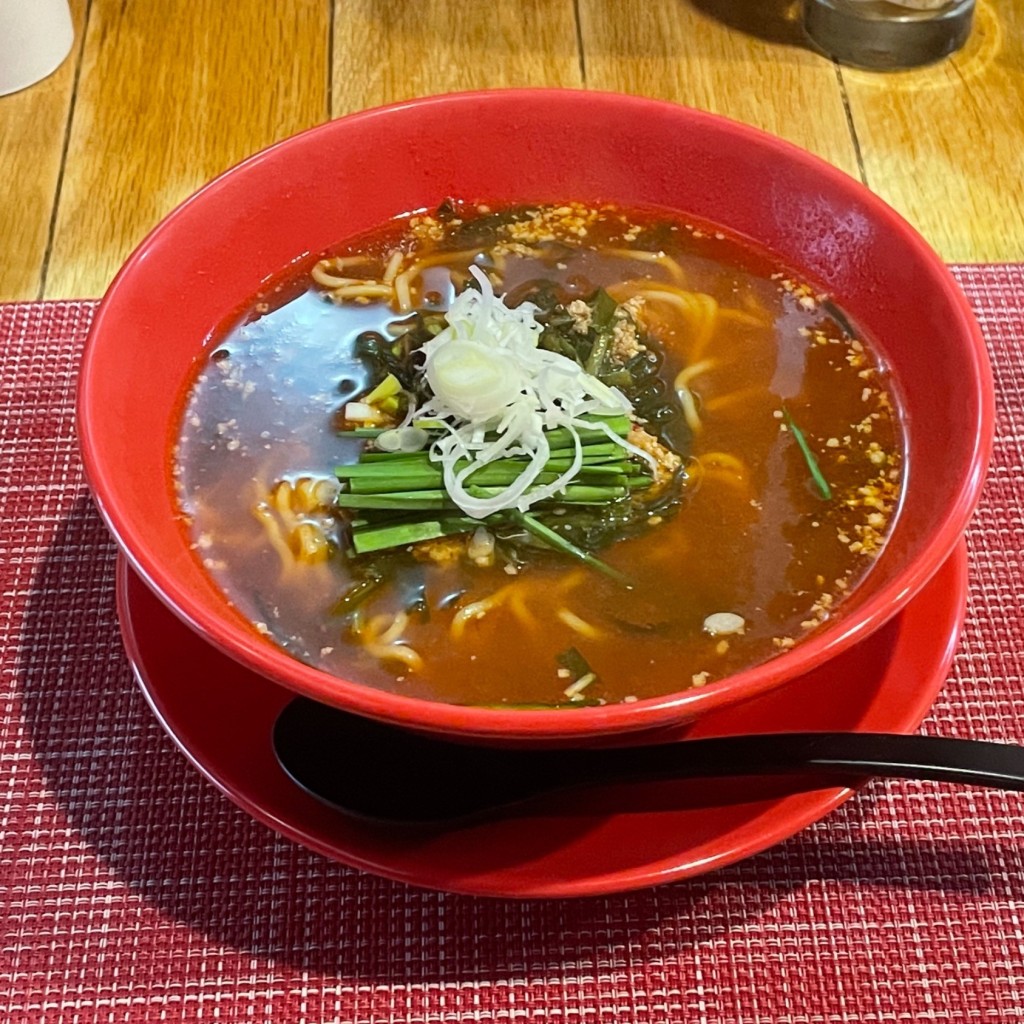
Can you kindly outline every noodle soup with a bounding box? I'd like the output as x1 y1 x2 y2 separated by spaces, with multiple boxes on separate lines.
173 201 902 707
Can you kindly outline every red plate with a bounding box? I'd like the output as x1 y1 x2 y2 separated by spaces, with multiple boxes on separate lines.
117 542 967 898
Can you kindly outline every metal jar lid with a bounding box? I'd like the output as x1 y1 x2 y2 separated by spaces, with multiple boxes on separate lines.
803 0 976 70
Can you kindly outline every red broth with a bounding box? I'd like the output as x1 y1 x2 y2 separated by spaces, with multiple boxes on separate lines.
173 201 902 707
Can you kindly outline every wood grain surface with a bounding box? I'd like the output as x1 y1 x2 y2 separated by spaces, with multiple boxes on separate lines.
578 0 861 176
841 0 1024 261
0 0 87 301
331 0 581 116
42 0 328 299
0 0 1020 300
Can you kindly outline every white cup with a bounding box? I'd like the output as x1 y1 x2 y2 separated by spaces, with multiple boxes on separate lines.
0 0 74 97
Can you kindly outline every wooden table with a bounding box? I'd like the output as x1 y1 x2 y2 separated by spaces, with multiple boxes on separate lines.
1 0 1021 302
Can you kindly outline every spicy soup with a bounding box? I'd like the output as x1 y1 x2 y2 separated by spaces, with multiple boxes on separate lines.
173 201 902 707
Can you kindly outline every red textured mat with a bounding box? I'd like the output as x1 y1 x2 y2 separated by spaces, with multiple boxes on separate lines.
2 270 1024 1023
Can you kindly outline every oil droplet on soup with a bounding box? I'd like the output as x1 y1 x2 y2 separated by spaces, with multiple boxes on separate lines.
173 201 903 707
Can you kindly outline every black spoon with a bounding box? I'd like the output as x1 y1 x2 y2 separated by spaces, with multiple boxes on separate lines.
273 696 1024 824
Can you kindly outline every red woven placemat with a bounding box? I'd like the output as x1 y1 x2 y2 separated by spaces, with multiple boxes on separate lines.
2 270 1023 1023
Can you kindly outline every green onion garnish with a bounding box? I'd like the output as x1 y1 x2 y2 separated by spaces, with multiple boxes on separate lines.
782 405 832 501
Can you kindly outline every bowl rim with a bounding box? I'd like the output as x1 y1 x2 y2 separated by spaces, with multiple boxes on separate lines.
78 87 995 740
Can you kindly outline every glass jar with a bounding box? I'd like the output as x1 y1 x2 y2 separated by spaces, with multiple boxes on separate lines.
803 0 976 69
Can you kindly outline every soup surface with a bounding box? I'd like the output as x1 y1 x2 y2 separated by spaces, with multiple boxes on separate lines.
174 201 903 706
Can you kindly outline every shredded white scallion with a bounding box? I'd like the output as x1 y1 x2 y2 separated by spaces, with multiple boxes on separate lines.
376 426 430 453
563 672 597 700
411 267 636 518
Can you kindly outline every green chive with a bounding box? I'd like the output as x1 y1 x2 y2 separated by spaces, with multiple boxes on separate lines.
509 510 633 586
352 516 481 555
335 490 455 510
782 405 832 501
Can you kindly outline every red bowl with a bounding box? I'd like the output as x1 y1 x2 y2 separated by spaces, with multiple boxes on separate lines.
78 89 993 744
